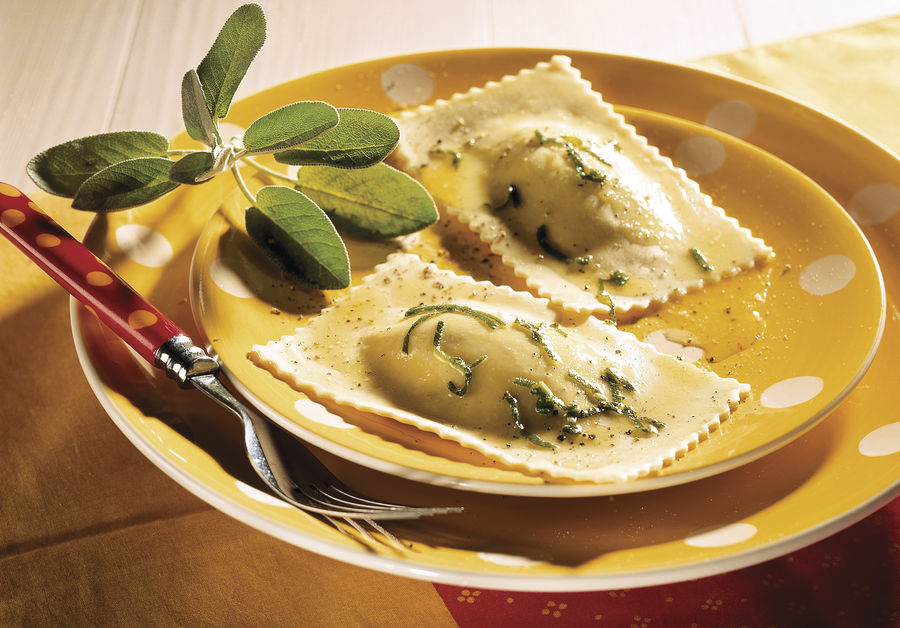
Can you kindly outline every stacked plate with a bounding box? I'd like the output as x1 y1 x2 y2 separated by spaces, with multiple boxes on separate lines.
73 50 900 591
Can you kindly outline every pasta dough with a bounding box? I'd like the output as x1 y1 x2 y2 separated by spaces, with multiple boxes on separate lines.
392 56 772 315
251 254 748 483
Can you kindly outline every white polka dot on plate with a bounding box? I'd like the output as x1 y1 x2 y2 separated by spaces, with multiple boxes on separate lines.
209 258 255 298
798 254 856 296
760 376 824 409
674 136 726 175
704 100 757 138
859 422 900 457
848 183 900 225
235 480 292 508
381 63 434 106
115 224 173 267
477 552 545 567
685 522 757 547
294 398 355 429
644 329 703 362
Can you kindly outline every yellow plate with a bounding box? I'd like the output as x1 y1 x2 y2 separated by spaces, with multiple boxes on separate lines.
192 96 882 497
72 49 900 590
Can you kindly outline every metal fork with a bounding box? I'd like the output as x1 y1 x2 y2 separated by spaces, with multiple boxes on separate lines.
0 184 462 547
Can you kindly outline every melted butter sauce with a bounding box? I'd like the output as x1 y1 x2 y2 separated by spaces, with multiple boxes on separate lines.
625 262 776 364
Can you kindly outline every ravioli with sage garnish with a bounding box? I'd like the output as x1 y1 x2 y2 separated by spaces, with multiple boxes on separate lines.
391 56 772 316
250 254 748 483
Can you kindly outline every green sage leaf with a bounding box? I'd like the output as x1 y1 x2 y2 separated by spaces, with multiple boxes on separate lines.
169 151 215 185
274 108 400 168
243 101 339 154
181 69 219 147
72 157 179 211
246 186 350 289
27 131 169 197
197 3 266 118
295 162 438 238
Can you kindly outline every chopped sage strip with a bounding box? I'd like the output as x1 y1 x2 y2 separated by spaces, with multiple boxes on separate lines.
620 406 666 435
536 225 593 265
690 247 713 271
564 405 604 420
512 370 663 438
607 270 629 286
485 184 521 210
602 369 622 404
605 367 635 392
432 320 486 397
503 392 555 449
603 368 635 406
582 369 664 435
534 131 607 183
404 303 504 327
513 319 560 362
566 145 607 183
401 311 438 354
402 303 504 353
566 369 608 404
597 278 617 326
430 146 461 166
513 377 572 415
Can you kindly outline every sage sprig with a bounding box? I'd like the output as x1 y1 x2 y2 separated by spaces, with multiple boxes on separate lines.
25 3 437 290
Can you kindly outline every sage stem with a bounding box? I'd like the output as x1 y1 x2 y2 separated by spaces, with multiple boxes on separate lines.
244 156 296 185
231 165 256 205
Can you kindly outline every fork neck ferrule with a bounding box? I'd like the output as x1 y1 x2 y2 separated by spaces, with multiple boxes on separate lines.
154 335 220 387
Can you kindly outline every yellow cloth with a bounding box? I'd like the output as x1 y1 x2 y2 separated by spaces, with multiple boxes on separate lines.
3 16 899 625
696 15 900 154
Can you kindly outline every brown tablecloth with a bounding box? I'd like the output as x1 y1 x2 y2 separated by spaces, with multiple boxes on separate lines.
3 15 900 627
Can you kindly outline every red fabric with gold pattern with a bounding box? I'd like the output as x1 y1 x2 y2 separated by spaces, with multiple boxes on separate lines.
435 496 900 625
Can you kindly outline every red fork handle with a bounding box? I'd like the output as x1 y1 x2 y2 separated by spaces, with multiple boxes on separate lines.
0 183 185 365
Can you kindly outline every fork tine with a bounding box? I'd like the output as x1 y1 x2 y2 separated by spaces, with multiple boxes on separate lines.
302 480 411 511
323 515 408 553
292 481 461 519
361 518 407 550
296 483 397 512
188 372 463 520
323 515 382 550
319 485 463 517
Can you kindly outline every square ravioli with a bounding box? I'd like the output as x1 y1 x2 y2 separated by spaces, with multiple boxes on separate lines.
250 254 749 483
391 56 772 315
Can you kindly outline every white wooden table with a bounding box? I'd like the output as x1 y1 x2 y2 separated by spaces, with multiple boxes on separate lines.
3 0 900 191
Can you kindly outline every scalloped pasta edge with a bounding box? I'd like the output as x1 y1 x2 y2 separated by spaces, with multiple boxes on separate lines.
392 55 773 315
250 253 751 484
